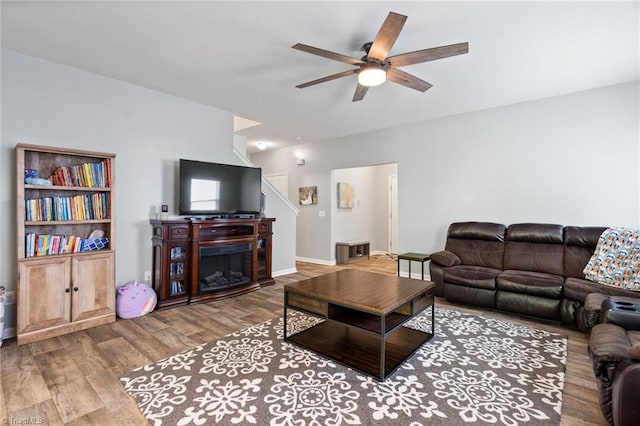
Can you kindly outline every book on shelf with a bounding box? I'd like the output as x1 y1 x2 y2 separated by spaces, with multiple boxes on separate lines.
25 233 109 257
48 158 111 188
170 281 184 295
25 193 109 222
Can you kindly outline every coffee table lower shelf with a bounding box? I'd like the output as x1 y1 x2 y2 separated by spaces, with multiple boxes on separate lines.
286 320 433 380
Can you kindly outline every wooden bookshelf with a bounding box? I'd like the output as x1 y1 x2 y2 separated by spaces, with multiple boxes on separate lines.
16 143 116 345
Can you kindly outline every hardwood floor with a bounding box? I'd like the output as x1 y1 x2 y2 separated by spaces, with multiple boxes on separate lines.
1 256 605 425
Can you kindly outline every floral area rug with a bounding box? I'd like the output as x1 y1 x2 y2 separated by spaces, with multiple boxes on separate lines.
121 307 566 425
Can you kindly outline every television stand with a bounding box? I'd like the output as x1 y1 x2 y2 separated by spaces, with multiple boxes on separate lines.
150 217 275 309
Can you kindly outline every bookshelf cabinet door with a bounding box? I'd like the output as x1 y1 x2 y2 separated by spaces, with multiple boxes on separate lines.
71 252 115 322
17 257 72 335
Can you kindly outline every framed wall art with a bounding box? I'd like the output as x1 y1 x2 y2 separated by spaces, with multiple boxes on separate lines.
337 182 354 209
298 186 318 205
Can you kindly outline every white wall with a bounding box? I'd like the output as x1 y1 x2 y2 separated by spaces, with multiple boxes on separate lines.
252 82 640 266
1 49 297 333
263 183 297 276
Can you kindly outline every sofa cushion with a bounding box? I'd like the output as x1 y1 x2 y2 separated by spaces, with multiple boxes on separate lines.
503 223 565 276
497 270 563 298
444 222 506 270
564 226 607 278
444 282 496 308
565 277 640 303
496 292 561 320
443 265 501 290
430 250 461 267
565 277 605 302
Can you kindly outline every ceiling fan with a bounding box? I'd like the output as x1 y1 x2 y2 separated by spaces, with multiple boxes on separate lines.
292 11 469 102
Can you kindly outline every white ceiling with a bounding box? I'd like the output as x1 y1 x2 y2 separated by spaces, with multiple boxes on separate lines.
2 1 638 153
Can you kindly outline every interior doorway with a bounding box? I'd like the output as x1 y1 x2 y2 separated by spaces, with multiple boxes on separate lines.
331 163 398 259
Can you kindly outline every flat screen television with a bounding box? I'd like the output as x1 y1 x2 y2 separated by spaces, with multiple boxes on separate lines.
178 159 262 216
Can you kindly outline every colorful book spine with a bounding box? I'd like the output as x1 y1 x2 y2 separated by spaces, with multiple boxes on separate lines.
25 192 109 222
49 159 110 188
25 233 107 257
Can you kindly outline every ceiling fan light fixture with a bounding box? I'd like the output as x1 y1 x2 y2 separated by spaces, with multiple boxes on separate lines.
358 66 386 87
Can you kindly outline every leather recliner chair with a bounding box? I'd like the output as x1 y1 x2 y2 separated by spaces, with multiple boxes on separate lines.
589 317 640 425
429 222 506 305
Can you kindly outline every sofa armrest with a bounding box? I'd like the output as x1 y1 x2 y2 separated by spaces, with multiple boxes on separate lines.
430 250 461 267
589 323 636 424
589 323 632 384
613 360 640 426
629 343 640 359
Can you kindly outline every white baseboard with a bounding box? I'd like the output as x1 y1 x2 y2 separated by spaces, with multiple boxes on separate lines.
272 268 297 277
295 256 336 266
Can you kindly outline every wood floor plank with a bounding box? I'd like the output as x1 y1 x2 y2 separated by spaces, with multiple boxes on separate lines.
56 331 115 375
64 407 120 426
109 319 174 361
85 369 144 425
5 398 63 426
1 346 51 414
28 336 64 356
0 258 609 425
83 322 121 344
127 311 171 333
96 337 150 377
137 321 200 352
34 348 105 422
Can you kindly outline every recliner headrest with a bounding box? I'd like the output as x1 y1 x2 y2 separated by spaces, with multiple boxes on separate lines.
448 222 506 242
564 226 607 248
507 223 563 244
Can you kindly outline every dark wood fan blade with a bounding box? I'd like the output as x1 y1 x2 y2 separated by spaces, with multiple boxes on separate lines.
296 69 358 89
367 12 407 62
386 68 432 92
352 84 369 102
292 43 364 66
387 42 469 67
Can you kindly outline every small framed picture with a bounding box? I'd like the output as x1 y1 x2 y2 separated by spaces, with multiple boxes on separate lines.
299 186 318 205
337 182 354 209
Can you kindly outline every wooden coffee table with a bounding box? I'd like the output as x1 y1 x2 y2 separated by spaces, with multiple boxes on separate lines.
284 269 435 381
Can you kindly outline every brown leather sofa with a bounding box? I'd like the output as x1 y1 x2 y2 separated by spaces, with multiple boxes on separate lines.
430 221 640 425
430 221 640 329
